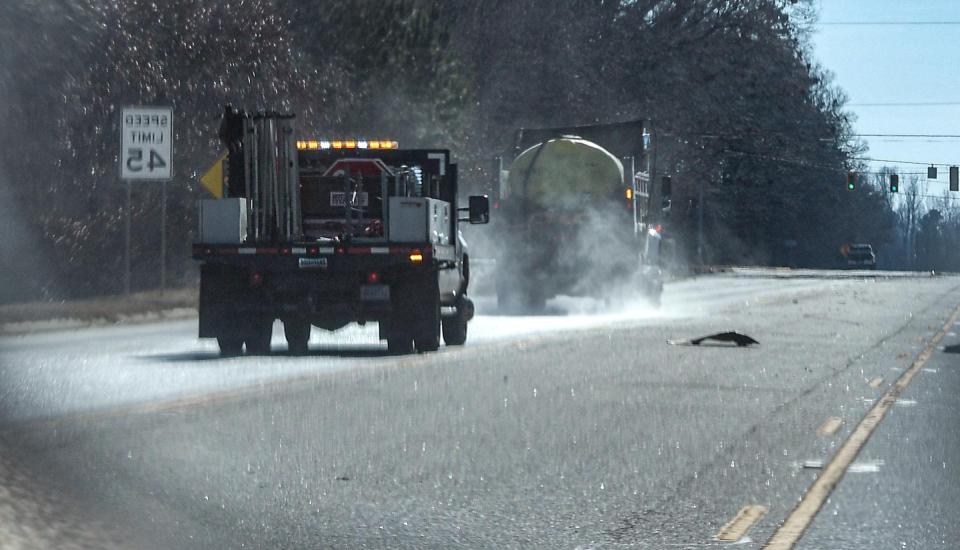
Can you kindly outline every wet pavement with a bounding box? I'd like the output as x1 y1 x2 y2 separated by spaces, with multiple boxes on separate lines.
797 320 960 549
0 270 958 548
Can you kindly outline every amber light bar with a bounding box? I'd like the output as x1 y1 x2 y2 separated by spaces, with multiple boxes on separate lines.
296 139 398 150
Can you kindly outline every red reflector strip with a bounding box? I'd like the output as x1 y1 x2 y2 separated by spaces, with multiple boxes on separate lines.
198 245 435 257
198 246 290 255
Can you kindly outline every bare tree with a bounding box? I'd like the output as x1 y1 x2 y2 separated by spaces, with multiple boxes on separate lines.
897 175 927 269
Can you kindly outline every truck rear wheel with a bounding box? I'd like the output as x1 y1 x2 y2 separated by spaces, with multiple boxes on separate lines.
414 283 441 353
387 333 414 354
442 298 469 346
283 319 310 355
649 288 662 308
245 317 273 355
217 335 244 357
497 277 545 314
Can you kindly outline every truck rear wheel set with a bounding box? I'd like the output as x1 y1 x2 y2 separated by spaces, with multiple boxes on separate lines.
441 296 469 346
209 275 473 356
216 335 244 357
283 319 311 355
387 274 441 354
215 316 272 356
496 276 546 314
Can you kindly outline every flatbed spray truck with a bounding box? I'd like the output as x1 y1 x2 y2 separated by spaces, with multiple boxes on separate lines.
193 107 490 355
492 120 664 311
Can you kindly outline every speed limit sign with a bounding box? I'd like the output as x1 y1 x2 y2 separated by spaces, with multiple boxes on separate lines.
121 106 172 180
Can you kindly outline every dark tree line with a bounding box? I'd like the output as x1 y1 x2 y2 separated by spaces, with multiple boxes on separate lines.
0 0 904 303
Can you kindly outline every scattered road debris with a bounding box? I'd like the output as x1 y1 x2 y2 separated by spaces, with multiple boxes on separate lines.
668 331 760 347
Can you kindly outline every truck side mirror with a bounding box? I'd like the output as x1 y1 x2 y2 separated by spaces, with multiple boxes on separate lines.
462 195 490 224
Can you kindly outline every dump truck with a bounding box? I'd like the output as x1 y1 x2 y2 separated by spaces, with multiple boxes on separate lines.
492 120 663 311
193 106 489 355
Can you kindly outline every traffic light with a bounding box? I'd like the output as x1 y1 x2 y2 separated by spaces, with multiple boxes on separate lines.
951 166 959 192
889 174 899 193
846 171 856 191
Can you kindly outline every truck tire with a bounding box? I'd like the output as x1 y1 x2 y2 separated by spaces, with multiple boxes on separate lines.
387 282 414 354
442 298 468 346
283 319 310 355
524 292 546 314
245 317 273 355
497 276 545 314
388 333 414 354
495 273 516 313
414 281 441 353
217 335 244 357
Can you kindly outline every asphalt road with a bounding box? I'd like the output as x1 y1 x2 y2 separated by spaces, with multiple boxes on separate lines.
1 269 958 549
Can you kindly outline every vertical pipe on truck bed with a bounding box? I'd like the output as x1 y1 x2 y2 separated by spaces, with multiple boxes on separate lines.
283 120 301 241
267 117 280 243
244 118 260 242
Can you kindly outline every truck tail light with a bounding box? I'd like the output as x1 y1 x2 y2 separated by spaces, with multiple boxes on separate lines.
409 250 424 263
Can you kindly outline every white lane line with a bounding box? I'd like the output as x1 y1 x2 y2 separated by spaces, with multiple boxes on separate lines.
764 303 960 550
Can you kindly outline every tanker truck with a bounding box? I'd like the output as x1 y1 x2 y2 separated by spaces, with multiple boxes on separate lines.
492 120 663 312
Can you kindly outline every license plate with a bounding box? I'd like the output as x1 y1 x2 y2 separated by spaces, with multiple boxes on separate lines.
360 284 390 301
330 192 369 207
298 257 328 269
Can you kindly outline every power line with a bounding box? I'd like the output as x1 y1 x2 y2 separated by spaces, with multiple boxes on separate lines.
820 21 960 26
849 102 960 107
855 134 960 138
726 149 958 173
855 156 958 167
873 139 960 143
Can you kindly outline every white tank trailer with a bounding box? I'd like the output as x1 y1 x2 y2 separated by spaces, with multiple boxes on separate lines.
494 134 663 311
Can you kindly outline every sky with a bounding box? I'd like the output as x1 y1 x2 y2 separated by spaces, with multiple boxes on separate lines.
810 0 960 197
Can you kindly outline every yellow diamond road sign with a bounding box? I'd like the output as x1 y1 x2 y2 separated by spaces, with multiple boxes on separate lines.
200 152 227 198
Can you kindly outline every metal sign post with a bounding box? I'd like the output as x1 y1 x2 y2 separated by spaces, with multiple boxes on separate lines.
125 181 131 295
160 180 167 291
120 106 173 293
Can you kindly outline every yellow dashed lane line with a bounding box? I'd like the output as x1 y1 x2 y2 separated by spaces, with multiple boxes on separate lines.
764 303 960 549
